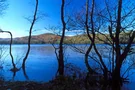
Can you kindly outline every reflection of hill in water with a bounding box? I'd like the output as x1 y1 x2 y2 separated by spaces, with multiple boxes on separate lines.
30 45 55 56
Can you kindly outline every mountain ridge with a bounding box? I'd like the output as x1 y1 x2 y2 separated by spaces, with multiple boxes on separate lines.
0 32 134 44
0 33 71 44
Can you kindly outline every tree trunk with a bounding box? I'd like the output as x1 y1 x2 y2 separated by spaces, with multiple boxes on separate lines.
112 66 121 90
57 0 66 76
22 0 38 69
85 0 96 74
0 30 17 71
58 48 64 75
85 44 94 74
8 31 16 70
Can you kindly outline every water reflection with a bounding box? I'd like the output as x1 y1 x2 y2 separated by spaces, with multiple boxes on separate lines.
11 68 29 81
12 70 16 81
22 67 29 80
0 44 135 90
3 44 58 82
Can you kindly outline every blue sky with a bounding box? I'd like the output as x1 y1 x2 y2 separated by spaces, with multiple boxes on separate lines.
1 0 130 38
0 0 86 38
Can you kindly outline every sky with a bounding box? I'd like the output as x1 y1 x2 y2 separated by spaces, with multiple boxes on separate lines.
0 0 86 38
0 0 133 38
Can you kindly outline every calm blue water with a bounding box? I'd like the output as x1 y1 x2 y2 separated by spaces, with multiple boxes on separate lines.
0 44 86 82
0 44 135 89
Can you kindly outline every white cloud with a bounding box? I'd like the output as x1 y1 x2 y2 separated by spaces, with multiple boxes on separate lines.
0 33 10 38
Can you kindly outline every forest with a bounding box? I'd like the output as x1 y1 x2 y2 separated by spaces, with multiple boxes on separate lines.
0 0 135 90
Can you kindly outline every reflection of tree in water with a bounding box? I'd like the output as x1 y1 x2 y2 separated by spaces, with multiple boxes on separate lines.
12 70 16 81
0 45 8 68
11 67 29 81
22 67 29 80
0 30 20 72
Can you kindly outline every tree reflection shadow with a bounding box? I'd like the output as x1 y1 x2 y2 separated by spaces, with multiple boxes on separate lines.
22 67 29 80
11 66 29 81
12 70 16 81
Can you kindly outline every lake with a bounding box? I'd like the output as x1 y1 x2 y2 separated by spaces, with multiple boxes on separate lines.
0 44 86 82
0 44 135 89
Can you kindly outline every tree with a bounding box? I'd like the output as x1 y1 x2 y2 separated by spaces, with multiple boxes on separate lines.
0 29 19 71
110 0 135 89
57 0 66 76
22 0 38 69
84 0 94 74
96 0 135 89
85 0 109 88
0 0 8 16
68 0 135 89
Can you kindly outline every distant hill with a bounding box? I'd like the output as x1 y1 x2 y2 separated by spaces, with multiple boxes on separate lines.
0 33 70 44
0 32 134 44
13 33 61 44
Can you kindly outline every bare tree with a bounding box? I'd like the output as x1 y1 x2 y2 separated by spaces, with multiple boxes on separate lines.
96 0 135 89
68 0 135 89
0 30 18 71
0 0 8 16
22 0 38 69
84 0 94 74
110 0 135 89
85 0 110 88
57 0 66 76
